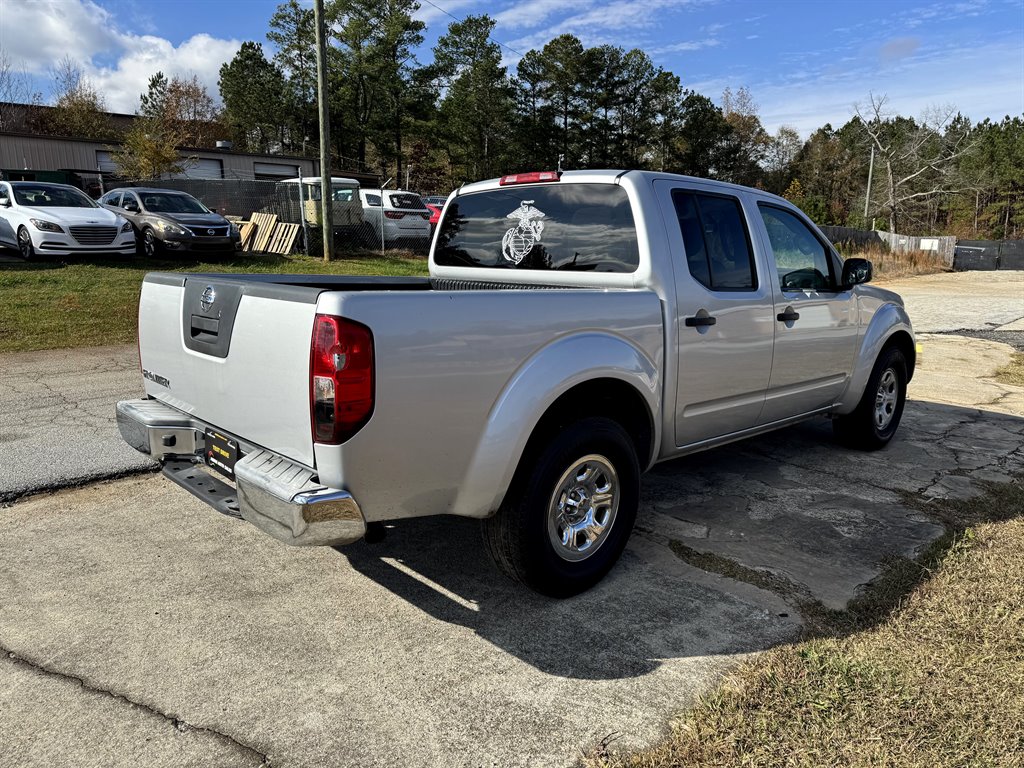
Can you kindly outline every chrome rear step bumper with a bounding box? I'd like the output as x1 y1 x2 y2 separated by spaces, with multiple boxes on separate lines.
116 399 366 546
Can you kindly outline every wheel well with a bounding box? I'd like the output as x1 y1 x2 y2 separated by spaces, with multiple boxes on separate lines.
884 330 916 381
521 378 655 471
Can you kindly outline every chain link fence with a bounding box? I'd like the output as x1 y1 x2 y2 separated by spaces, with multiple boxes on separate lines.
112 177 431 255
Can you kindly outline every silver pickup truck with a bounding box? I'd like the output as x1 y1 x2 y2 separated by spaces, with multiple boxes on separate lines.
117 170 915 597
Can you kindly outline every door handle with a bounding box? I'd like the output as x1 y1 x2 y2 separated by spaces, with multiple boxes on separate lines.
684 315 717 327
776 309 800 323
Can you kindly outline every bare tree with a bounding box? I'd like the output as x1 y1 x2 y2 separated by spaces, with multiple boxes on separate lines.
45 56 112 139
0 51 42 132
855 93 973 232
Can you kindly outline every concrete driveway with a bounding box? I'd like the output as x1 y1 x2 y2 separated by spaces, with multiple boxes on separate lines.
1 271 1023 767
0 345 150 504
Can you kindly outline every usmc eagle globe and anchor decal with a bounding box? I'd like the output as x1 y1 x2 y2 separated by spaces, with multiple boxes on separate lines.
502 200 546 264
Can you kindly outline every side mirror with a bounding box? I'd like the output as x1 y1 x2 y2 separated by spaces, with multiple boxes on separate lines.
0 196 9 207
841 257 872 288
123 201 139 213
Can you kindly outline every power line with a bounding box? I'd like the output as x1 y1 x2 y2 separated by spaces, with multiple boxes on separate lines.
418 0 526 58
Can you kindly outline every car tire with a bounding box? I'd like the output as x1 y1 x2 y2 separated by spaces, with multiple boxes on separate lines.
142 228 161 258
17 226 36 262
833 345 908 450
481 416 640 598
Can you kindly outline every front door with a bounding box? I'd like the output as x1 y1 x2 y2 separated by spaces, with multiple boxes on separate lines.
754 203 859 423
656 181 776 447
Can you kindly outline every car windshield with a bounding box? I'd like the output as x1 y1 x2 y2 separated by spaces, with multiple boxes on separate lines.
12 184 98 208
139 193 209 214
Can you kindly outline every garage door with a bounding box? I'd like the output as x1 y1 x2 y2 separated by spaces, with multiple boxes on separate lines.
254 162 299 180
181 159 223 179
96 150 118 173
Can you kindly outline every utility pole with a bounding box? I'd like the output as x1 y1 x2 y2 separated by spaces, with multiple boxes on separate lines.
313 0 333 262
863 144 875 225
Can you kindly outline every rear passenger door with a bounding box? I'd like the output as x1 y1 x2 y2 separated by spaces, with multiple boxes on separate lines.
656 181 776 447
754 202 859 423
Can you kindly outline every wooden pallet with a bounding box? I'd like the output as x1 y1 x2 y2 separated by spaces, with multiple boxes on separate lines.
249 212 278 253
266 223 300 255
237 221 257 251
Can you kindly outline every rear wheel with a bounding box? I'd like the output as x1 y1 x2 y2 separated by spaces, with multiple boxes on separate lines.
17 226 35 262
482 416 640 597
833 346 908 450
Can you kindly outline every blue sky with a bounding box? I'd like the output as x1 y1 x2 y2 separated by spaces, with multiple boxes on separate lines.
2 0 1022 136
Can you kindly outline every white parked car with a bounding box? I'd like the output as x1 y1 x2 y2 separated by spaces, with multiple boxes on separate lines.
359 188 431 247
0 181 136 261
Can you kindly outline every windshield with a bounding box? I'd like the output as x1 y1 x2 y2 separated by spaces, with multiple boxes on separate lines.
289 183 357 202
139 193 209 214
12 184 98 208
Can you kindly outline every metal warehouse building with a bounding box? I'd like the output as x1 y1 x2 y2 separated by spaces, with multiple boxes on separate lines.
0 131 378 192
0 131 322 181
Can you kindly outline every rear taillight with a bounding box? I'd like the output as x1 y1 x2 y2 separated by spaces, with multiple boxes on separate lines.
310 315 374 444
384 210 405 219
499 171 560 185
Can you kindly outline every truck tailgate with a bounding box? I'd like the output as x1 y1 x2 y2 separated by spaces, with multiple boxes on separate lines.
138 274 320 467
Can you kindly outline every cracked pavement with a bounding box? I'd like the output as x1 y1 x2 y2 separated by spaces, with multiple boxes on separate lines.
0 345 152 504
1 272 1022 767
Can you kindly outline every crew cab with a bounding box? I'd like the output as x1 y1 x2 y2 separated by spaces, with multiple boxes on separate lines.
117 170 915 597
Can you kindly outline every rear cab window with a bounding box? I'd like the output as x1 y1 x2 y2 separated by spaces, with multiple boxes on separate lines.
671 190 757 291
434 183 639 273
388 193 426 210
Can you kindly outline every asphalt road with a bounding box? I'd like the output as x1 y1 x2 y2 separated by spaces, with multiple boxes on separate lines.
0 345 151 504
0 270 1022 766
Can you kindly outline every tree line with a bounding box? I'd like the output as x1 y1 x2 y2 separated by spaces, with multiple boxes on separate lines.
2 0 1021 239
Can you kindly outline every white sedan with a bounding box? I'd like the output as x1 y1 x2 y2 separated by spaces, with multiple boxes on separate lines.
0 180 136 260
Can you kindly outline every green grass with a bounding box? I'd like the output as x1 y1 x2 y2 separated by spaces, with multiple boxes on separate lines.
0 250 428 353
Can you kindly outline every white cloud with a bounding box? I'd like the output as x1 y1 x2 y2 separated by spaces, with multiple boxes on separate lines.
0 0 242 113
89 33 243 113
0 0 120 72
652 38 721 54
755 37 1024 136
493 0 592 30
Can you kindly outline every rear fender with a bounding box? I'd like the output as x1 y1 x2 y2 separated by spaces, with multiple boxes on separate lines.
450 332 660 518
835 302 915 414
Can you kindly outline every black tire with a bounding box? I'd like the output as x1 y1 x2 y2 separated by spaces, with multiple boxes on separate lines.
142 228 161 258
17 226 35 262
482 416 640 598
833 345 908 450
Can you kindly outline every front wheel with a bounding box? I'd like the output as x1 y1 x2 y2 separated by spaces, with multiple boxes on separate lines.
142 228 161 258
482 417 640 597
833 346 908 450
17 226 36 261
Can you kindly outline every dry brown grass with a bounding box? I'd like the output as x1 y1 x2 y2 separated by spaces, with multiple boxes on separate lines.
994 353 1024 388
836 242 949 281
586 480 1024 768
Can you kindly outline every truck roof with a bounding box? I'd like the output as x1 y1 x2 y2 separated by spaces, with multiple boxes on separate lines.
456 169 791 206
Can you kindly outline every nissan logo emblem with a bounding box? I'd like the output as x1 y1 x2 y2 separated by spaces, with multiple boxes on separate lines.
207 228 215 235
200 286 217 312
